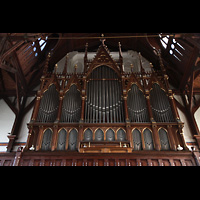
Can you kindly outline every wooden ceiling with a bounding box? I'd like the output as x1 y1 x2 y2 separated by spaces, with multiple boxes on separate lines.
0 33 200 101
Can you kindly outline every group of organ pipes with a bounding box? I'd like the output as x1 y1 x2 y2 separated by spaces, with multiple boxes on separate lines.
25 40 188 153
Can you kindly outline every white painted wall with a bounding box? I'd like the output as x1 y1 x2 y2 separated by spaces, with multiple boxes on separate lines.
0 99 15 151
194 107 200 132
56 51 152 74
0 99 33 152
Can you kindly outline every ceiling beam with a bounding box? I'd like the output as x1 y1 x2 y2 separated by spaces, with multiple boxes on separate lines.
0 63 17 73
179 47 199 90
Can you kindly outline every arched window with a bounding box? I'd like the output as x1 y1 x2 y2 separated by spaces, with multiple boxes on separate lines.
117 129 126 141
159 33 185 62
132 129 142 151
95 128 104 141
41 129 53 151
106 129 115 141
38 36 48 51
68 129 78 151
37 84 59 123
159 128 170 150
143 128 154 150
57 129 67 150
84 128 93 141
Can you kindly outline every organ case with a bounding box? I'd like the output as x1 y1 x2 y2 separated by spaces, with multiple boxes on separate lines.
25 40 188 153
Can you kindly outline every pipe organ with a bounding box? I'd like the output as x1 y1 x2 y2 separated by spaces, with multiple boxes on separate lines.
25 40 188 154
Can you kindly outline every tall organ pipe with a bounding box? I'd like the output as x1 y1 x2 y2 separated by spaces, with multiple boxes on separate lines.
84 65 125 123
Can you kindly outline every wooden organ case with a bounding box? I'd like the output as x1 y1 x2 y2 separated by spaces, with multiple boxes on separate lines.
23 39 193 165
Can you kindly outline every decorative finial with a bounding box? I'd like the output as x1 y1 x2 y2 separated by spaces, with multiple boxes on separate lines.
55 64 58 73
63 54 68 74
138 52 145 74
74 64 78 74
130 64 134 72
118 42 123 57
100 33 106 46
149 63 154 73
43 52 51 75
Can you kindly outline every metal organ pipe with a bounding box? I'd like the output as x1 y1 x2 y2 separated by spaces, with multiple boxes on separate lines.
84 65 125 124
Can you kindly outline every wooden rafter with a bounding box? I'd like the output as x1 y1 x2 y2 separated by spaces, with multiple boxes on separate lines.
179 47 199 90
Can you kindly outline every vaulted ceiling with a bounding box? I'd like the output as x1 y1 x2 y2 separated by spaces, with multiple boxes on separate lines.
0 32 200 102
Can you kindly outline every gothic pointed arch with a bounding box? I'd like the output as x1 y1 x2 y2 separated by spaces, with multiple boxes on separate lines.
132 128 142 150
95 128 104 141
84 65 124 123
36 84 59 122
158 128 170 150
84 128 93 141
85 42 121 78
117 128 126 141
60 84 82 123
57 128 67 150
106 128 115 141
143 128 154 150
127 83 149 122
150 83 174 122
41 128 53 151
68 129 78 151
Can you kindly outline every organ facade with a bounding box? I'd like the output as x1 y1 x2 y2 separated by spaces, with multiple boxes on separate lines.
25 39 188 155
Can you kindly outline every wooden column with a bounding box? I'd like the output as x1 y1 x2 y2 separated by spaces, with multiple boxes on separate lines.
80 76 86 122
151 123 161 151
36 126 44 151
122 75 129 122
167 125 177 151
56 91 64 122
31 94 41 122
122 75 132 147
145 92 161 151
168 91 180 121
24 126 34 150
51 124 58 151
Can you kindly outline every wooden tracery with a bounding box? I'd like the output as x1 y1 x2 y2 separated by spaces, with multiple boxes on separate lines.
25 39 188 154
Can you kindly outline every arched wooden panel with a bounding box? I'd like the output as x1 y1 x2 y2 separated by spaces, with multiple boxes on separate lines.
37 84 59 123
127 84 149 122
61 84 81 123
143 128 154 150
159 128 170 150
95 128 104 141
106 129 115 141
68 129 78 151
117 129 126 141
132 129 142 150
150 83 174 122
57 129 67 150
41 129 53 151
84 128 93 141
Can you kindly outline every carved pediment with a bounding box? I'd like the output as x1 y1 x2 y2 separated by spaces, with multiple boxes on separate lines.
85 42 122 77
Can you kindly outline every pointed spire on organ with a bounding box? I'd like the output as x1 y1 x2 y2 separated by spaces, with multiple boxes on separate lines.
118 42 124 73
43 52 51 76
62 54 68 75
84 43 88 73
138 52 145 75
